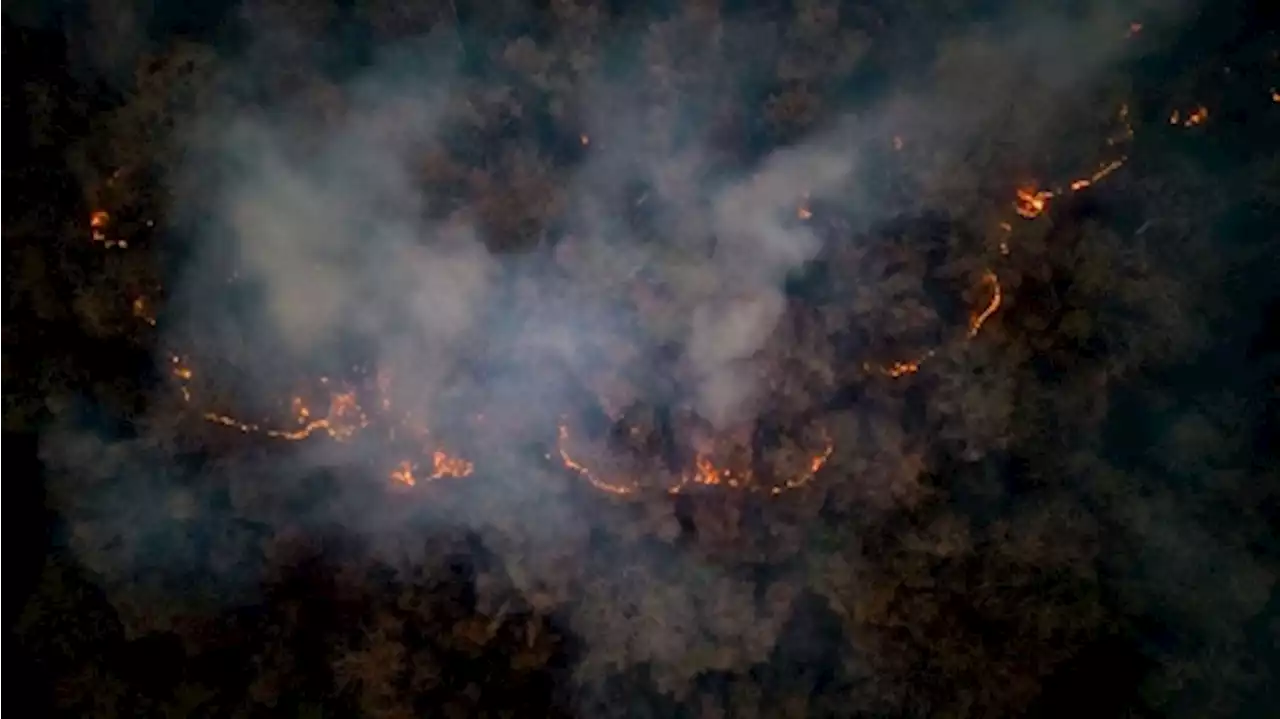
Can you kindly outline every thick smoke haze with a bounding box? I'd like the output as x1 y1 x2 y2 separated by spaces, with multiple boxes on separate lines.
57 0 1161 615
25 0 1274 714
173 1 1162 436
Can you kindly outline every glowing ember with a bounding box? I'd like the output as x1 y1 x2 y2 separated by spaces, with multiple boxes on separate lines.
171 355 193 381
387 449 472 487
556 417 832 497
883 358 923 378
1015 155 1127 219
1014 187 1053 219
90 210 126 247
427 450 474 479
797 194 812 220
968 271 1002 338
1170 105 1209 127
129 95 1153 498
390 460 416 486
133 297 158 326
557 423 638 495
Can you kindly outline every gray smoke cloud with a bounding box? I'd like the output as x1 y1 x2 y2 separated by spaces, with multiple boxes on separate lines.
62 0 1154 575
43 0 1268 710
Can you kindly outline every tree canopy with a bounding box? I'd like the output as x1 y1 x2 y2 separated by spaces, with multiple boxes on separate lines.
6 0 1280 716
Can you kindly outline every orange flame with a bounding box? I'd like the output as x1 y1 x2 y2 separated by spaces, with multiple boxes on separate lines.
90 210 125 247
427 450 474 479
556 422 637 495
884 359 923 378
556 420 832 497
133 297 158 326
137 97 1157 497
1170 105 1209 127
968 271 1002 338
390 460 417 487
1014 187 1053 219
872 268 1002 379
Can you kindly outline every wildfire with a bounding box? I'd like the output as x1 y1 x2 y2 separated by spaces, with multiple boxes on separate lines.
1069 157 1127 191
133 297 158 326
968 271 1002 338
178 365 472 488
390 451 473 487
556 422 638 495
797 194 812 220
427 450 474 479
90 210 126 248
1015 155 1129 219
1012 102 1132 220
1014 187 1053 219
125 95 1165 498
390 460 417 486
555 420 833 496
881 358 924 378
668 432 834 495
869 267 1002 379
171 355 193 381
1109 104 1135 146
262 393 368 441
1170 105 1209 127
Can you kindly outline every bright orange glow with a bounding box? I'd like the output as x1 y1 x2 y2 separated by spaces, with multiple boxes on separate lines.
133 297 157 326
171 355 193 381
387 451 473 486
968 271 1002 338
90 210 126 247
1171 105 1209 127
1014 187 1053 219
1072 157 1126 190
797 194 812 220
556 422 637 495
1018 157 1126 217
669 429 834 494
390 460 416 487
427 450 474 479
136 96 1160 498
885 359 922 377
556 419 832 497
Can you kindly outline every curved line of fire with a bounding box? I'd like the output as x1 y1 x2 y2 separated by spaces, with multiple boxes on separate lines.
110 104 1143 498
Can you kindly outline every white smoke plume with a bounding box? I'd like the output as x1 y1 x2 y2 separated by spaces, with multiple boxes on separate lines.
41 2 1256 709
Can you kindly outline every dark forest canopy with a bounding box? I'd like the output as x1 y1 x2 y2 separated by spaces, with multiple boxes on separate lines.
6 0 1280 717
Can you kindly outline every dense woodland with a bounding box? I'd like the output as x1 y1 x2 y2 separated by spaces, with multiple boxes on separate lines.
6 0 1280 716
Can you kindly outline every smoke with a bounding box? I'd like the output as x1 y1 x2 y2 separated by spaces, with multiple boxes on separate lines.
42 0 1272 710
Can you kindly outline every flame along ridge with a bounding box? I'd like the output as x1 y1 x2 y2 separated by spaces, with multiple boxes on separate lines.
120 98 1150 496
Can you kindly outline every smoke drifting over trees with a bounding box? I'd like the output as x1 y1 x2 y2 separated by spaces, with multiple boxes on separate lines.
7 0 1280 716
